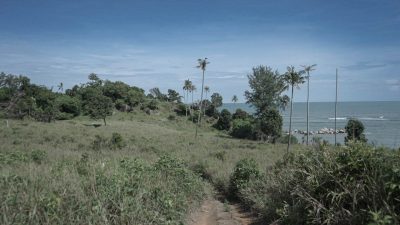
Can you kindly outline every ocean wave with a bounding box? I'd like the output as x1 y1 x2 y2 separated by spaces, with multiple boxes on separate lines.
328 116 389 121
359 117 388 121
328 117 347 120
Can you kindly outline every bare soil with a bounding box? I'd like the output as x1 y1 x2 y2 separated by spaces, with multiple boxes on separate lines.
188 197 265 225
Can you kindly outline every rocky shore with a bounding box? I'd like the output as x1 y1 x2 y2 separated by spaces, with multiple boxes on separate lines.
286 127 346 135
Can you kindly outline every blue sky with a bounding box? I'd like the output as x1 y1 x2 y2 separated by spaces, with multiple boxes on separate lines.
0 0 399 102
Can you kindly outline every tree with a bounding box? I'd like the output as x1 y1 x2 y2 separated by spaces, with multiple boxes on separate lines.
195 58 210 138
282 66 305 153
204 86 210 99
149 87 167 101
203 86 210 116
255 109 283 142
189 84 196 114
86 94 114 126
167 89 181 102
345 119 367 144
57 82 63 93
183 79 192 117
214 109 231 131
301 64 317 145
210 92 223 108
232 95 238 104
103 80 130 102
245 66 288 115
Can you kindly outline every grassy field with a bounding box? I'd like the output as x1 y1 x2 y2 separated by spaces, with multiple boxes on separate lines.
0 103 305 224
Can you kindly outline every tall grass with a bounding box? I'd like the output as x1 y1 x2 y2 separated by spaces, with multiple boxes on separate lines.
237 143 400 225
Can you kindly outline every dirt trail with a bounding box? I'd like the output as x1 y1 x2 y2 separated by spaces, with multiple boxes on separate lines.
188 197 264 225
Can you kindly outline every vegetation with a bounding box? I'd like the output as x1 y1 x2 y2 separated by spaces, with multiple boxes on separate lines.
1 70 398 225
301 64 317 145
236 143 400 225
282 66 305 152
345 118 367 144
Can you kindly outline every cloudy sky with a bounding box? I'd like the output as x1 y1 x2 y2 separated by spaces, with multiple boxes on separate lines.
0 0 399 102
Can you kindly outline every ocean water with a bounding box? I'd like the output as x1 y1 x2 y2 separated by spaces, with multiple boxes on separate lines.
222 101 400 149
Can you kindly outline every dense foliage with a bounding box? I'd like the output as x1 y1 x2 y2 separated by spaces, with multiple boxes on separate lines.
345 118 367 144
237 143 400 225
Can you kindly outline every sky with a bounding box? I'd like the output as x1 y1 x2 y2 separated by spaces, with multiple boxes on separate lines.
0 0 399 102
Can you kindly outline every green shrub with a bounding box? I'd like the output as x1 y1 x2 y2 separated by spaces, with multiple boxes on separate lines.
91 135 109 151
110 132 126 149
230 118 254 139
30 150 47 164
345 118 367 144
276 134 298 144
213 109 232 131
229 158 260 198
232 108 249 120
241 143 400 225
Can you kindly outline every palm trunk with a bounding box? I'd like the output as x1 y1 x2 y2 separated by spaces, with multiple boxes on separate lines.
195 70 205 138
287 85 294 154
204 92 208 116
185 90 188 117
306 72 310 145
103 117 107 126
191 91 194 122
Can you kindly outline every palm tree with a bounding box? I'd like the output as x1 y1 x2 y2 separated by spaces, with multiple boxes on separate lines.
189 84 196 115
57 82 64 93
283 66 305 153
301 64 317 145
232 95 238 110
195 58 210 138
204 86 210 100
183 79 192 117
203 86 210 116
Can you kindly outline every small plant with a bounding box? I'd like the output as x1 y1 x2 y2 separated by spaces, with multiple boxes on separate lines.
110 132 126 149
91 134 108 151
30 150 47 164
213 150 227 161
229 158 260 198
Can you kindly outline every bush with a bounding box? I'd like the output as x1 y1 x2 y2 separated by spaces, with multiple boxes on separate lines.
230 119 254 139
276 134 298 144
229 158 260 199
55 95 81 117
30 150 47 164
174 103 187 116
91 135 109 151
254 109 282 141
232 108 249 120
205 104 219 118
213 109 232 131
110 132 126 149
345 118 367 144
240 143 400 225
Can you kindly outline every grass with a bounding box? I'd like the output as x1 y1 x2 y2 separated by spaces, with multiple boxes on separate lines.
0 103 306 224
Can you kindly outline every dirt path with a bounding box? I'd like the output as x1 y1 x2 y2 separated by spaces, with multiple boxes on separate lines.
188 197 263 225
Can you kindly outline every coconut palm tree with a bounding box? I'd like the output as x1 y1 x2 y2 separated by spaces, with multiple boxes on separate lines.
189 84 196 114
195 58 210 138
183 79 192 117
301 64 317 145
57 82 63 93
232 95 238 104
203 86 210 116
204 86 210 100
283 66 305 153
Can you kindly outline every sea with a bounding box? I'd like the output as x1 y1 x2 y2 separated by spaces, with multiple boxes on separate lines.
222 101 400 149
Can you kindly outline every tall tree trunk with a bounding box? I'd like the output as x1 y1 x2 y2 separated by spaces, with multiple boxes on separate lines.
287 85 294 154
195 70 205 138
306 72 310 145
103 117 107 126
185 90 188 117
